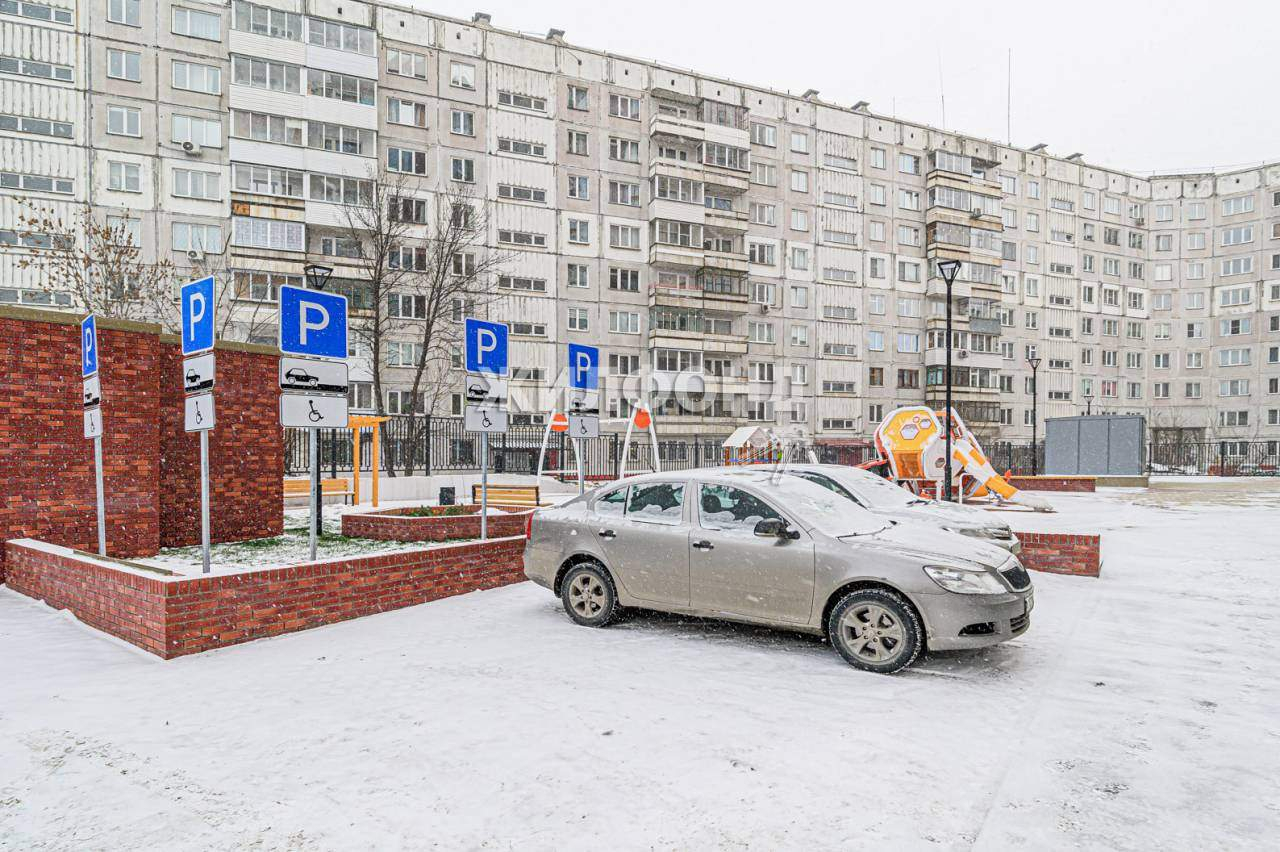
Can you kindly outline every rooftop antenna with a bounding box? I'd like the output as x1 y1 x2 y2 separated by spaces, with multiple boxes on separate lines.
937 48 946 129
1006 48 1012 145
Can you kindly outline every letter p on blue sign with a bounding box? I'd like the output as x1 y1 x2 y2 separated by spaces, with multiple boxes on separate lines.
180 276 216 355
464 318 509 376
568 343 599 391
278 284 349 360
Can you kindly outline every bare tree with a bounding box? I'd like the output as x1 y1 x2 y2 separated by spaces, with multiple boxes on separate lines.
139 232 282 344
14 201 174 321
333 168 423 419
391 185 511 475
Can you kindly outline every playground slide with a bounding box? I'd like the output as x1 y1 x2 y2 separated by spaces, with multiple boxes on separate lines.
874 406 1053 512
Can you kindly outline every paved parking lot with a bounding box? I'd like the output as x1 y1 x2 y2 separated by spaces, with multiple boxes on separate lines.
1 486 1277 850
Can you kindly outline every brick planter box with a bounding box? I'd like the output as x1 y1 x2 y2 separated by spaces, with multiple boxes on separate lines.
5 535 527 658
1006 476 1097 493
342 505 531 542
1014 532 1101 577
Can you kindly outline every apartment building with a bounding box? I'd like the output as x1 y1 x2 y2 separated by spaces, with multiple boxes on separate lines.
3 0 1279 446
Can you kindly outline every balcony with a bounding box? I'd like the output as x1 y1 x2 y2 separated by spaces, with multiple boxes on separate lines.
701 248 749 274
704 197 748 230
968 315 1002 335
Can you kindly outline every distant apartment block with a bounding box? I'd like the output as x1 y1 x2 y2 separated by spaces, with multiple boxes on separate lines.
2 0 1279 447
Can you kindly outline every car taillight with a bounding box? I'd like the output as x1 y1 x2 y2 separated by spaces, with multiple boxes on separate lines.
525 511 535 538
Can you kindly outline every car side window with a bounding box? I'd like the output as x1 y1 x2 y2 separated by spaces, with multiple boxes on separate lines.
625 483 684 525
698 484 783 532
795 472 859 504
595 486 627 517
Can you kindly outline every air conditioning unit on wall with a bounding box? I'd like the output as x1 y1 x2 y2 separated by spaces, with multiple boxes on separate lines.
181 141 202 156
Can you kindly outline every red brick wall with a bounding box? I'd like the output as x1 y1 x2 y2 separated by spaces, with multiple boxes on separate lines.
0 308 282 578
1007 476 1097 492
158 343 283 548
342 505 531 542
5 536 527 658
0 315 162 568
1014 532 1101 577
4 541 169 655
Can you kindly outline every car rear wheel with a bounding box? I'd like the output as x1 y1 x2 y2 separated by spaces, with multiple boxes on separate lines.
560 563 619 628
827 589 923 674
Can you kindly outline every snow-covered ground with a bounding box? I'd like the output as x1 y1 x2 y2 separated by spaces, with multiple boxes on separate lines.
137 501 529 576
2 484 1278 849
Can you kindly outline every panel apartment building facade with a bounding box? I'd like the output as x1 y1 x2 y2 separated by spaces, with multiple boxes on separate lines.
3 0 1279 447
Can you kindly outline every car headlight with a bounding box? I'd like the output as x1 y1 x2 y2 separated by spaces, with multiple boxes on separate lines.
943 525 992 539
923 564 1008 595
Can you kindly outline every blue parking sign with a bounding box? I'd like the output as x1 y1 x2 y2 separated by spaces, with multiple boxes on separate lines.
278 285 348 359
180 276 216 355
81 314 98 378
464 318 508 376
568 343 599 391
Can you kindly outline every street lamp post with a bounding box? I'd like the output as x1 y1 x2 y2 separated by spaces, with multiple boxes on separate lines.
302 263 334 551
1027 356 1042 477
936 259 962 501
1084 392 1094 416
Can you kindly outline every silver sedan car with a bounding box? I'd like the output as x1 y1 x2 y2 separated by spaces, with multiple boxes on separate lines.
748 463 1021 553
525 468 1033 674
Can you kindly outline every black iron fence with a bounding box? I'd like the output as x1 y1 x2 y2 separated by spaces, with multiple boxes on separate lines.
1148 440 1280 476
284 416 1057 480
985 442 1046 477
285 416 890 479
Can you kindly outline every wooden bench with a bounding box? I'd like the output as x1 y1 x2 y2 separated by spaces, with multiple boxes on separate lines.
471 484 541 509
284 478 353 504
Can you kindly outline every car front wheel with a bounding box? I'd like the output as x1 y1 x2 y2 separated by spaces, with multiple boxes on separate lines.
560 563 619 627
827 588 923 674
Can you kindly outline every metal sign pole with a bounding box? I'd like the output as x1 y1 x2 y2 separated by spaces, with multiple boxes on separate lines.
576 437 585 495
93 435 106 556
480 432 489 540
309 428 320 560
199 428 211 573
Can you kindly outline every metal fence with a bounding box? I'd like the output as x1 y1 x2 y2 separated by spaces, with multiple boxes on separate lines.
984 442 1046 477
286 416 887 479
285 417 1055 480
1147 440 1280 476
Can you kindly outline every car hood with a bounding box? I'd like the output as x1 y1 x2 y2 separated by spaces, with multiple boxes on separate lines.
871 501 1010 533
846 520 1011 570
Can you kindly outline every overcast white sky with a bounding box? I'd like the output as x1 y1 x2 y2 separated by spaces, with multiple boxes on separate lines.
419 0 1278 175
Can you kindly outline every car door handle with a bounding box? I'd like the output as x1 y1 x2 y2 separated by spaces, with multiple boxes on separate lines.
598 529 616 539
692 540 714 551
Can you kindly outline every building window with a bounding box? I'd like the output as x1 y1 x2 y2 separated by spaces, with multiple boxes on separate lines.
172 168 220 200
108 161 140 192
567 307 589 331
172 6 221 40
106 104 141 137
387 48 427 79
450 157 474 183
107 48 141 82
172 114 222 147
608 93 640 119
172 222 223 253
450 109 474 136
173 60 221 94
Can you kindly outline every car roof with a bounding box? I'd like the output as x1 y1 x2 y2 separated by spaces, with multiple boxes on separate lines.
604 466 811 491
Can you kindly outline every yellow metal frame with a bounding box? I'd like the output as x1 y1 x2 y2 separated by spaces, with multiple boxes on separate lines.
348 415 388 507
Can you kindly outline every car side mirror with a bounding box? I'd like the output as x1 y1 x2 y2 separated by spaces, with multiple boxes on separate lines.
754 519 799 540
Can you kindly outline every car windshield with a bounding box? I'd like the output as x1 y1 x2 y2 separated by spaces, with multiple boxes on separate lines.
720 474 888 537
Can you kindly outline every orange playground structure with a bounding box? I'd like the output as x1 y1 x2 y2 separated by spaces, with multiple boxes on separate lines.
873 406 1053 512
